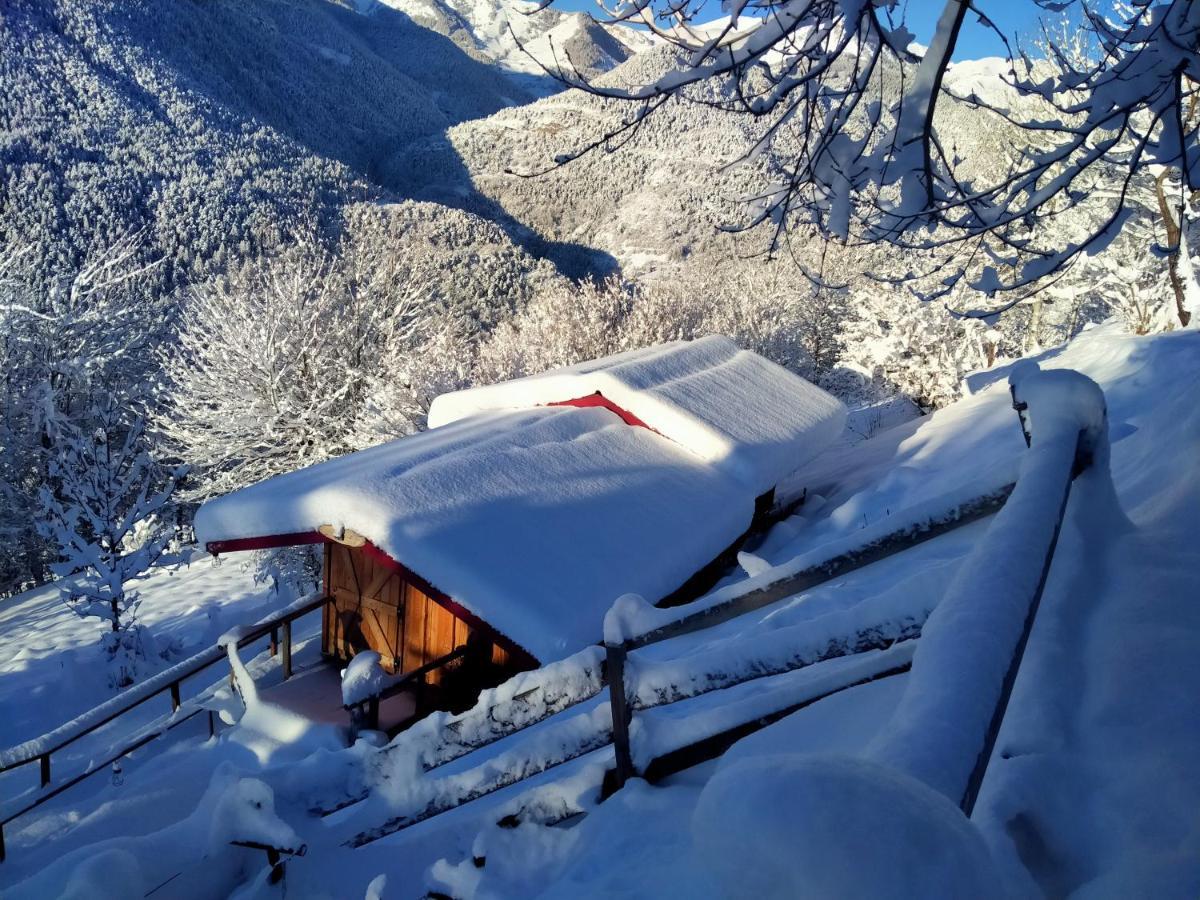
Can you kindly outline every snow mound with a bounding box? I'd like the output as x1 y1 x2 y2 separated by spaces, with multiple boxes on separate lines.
1009 361 1107 451
692 755 1001 899
61 849 144 900
428 335 847 496
342 650 386 707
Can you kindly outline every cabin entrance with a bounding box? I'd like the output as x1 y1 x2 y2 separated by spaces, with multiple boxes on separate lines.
321 542 528 715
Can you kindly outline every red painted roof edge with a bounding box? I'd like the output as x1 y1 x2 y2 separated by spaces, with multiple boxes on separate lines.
547 392 655 432
205 531 326 555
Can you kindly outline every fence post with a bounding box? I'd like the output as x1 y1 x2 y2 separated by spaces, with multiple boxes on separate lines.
170 681 182 713
606 643 636 792
270 627 278 657
281 621 293 680
39 754 50 788
367 696 380 733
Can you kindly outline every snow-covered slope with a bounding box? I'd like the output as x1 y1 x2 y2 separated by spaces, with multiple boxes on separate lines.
5 327 1198 898
374 0 654 88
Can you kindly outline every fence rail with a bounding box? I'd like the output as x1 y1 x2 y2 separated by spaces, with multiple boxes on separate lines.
314 477 1014 836
0 592 332 862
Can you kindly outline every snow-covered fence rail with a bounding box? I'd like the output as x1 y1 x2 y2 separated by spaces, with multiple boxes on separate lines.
635 643 916 786
869 365 1110 816
329 478 1018 832
0 591 332 862
314 648 607 816
344 708 616 848
600 477 1016 789
343 638 926 849
609 478 1015 654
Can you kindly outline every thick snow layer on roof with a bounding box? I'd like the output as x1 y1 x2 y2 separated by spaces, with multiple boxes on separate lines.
194 407 753 662
427 336 847 496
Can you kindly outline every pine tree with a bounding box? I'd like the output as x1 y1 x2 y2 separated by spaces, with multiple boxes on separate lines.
38 397 186 686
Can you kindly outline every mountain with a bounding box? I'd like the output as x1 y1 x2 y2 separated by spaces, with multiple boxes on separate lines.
389 39 1041 283
388 46 771 277
372 0 656 91
0 0 618 292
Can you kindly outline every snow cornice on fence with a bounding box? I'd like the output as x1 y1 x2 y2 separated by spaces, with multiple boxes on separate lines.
868 363 1108 812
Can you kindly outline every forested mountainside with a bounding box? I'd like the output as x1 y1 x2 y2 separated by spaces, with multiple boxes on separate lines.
0 0 544 292
401 48 1054 283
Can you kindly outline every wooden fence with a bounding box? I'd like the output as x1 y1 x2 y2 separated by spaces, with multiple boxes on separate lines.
0 593 332 862
3 393 1081 864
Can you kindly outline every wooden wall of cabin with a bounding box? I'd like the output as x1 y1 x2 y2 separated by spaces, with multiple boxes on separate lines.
321 543 513 684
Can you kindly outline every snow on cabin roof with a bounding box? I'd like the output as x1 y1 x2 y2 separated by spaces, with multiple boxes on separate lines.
427 335 846 496
194 406 754 662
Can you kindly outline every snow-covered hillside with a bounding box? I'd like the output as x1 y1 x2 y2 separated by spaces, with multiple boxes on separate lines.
3 325 1197 897
373 0 654 89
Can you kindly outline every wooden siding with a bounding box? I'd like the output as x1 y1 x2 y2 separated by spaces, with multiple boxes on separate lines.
322 543 514 683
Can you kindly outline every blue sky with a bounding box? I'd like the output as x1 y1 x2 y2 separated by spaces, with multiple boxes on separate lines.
553 0 1047 60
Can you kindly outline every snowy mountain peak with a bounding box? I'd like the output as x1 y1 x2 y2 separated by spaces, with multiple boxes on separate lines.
372 0 654 86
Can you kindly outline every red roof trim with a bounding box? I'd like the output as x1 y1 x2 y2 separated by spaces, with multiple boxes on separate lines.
548 392 655 431
205 531 326 555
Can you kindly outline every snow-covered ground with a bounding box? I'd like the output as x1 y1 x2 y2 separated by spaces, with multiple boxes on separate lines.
2 324 1198 897
0 553 300 748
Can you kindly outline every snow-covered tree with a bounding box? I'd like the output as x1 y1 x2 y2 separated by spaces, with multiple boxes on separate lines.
0 234 164 595
535 0 1199 303
353 312 478 448
837 290 1002 411
473 263 846 388
159 236 356 500
38 398 185 686
157 215 499 501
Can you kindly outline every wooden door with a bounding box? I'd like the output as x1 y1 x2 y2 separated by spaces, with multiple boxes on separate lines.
324 544 405 673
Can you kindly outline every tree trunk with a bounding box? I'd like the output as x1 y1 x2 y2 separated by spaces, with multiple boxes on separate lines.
1154 170 1191 328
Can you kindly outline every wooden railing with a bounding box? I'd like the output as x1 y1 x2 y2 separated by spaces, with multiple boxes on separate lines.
343 645 471 740
0 592 332 862
339 476 1018 848
602 481 1014 790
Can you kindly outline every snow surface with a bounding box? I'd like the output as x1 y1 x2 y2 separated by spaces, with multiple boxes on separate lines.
8 324 1200 899
196 406 753 662
342 650 387 707
428 335 848 496
692 756 1001 899
0 551 294 749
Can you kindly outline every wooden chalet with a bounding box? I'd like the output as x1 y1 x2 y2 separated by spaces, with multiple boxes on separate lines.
195 336 846 721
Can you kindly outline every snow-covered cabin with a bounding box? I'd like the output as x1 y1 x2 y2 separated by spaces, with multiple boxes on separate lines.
194 337 845 710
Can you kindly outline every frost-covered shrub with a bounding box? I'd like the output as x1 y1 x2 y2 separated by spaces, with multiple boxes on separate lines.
473 265 845 388
840 292 1002 411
